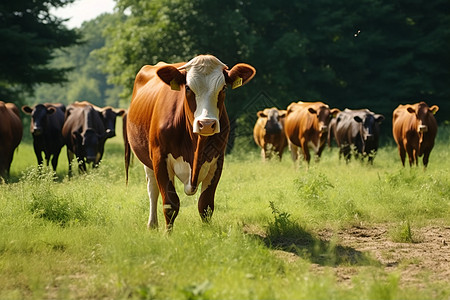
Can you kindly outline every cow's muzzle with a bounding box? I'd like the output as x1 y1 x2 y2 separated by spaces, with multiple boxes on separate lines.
419 125 428 132
194 118 219 136
320 125 328 133
106 129 116 138
86 155 97 163
32 127 43 136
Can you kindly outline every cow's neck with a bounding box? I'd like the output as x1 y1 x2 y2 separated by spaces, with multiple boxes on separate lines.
190 135 207 189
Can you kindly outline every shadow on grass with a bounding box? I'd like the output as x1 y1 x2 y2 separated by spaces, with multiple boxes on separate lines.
246 202 379 267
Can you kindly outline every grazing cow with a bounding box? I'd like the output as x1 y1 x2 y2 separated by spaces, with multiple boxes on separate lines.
126 54 255 230
253 107 287 161
73 101 125 138
284 101 339 164
392 101 439 167
0 101 23 179
22 103 66 171
329 109 384 163
62 104 106 175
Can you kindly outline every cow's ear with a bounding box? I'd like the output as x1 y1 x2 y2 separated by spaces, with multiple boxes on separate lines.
308 107 317 115
22 105 33 115
406 107 416 114
115 108 126 116
279 110 287 118
354 116 363 123
375 114 385 123
157 66 186 90
47 107 56 115
330 108 340 118
430 105 439 115
225 63 256 89
257 110 267 118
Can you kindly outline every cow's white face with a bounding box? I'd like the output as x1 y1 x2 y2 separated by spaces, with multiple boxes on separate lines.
184 60 226 136
157 55 256 136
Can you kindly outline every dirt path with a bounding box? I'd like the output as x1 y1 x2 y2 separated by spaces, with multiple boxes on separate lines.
314 225 450 288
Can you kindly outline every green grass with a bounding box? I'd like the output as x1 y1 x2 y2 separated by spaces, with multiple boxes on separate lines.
1 121 449 299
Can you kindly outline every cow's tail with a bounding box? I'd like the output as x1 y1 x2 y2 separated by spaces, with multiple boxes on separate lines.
327 119 335 149
123 112 131 186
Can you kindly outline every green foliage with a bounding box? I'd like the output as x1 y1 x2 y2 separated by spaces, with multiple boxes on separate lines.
29 14 120 107
294 171 334 203
97 0 450 128
0 0 80 101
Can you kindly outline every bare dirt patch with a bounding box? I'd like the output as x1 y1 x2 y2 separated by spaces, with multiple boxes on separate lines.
319 224 450 288
244 223 450 289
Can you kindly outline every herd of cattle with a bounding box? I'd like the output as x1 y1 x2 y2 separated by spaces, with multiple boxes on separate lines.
254 101 438 167
0 55 440 230
0 100 124 179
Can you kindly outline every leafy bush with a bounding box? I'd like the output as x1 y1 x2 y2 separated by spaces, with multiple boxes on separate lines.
21 168 88 226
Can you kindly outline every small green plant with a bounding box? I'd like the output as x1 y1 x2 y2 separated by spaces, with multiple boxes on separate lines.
182 280 211 300
294 171 334 206
390 220 417 243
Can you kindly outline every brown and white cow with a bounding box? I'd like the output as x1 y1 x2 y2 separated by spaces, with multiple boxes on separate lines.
392 101 439 167
253 107 287 161
284 101 339 164
22 103 66 171
0 101 23 179
126 55 255 230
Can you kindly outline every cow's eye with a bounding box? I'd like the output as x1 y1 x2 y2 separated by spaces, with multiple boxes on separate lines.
221 85 227 92
185 85 191 92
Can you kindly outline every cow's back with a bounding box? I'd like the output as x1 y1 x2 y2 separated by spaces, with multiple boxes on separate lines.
392 105 415 145
0 102 23 176
285 108 302 145
285 103 317 145
127 63 185 169
253 117 266 148
0 102 22 148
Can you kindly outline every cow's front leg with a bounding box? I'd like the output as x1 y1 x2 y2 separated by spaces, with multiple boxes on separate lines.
67 149 75 177
300 140 311 164
154 162 180 231
198 158 223 222
33 141 43 166
144 166 160 229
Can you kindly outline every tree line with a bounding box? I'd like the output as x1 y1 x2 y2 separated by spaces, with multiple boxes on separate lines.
2 0 449 141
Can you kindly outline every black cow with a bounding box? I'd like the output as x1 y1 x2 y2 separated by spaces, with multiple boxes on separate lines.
73 101 125 138
22 103 66 171
62 104 106 175
329 109 384 163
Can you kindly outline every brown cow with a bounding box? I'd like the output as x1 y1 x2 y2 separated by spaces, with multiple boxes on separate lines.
284 101 339 164
392 101 439 167
253 107 287 161
0 101 23 179
126 54 255 231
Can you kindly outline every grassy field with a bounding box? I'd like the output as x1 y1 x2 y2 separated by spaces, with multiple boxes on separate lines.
1 121 449 299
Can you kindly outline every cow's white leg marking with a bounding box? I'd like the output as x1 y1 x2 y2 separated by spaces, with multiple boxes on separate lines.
145 166 159 229
200 157 218 193
289 141 299 162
